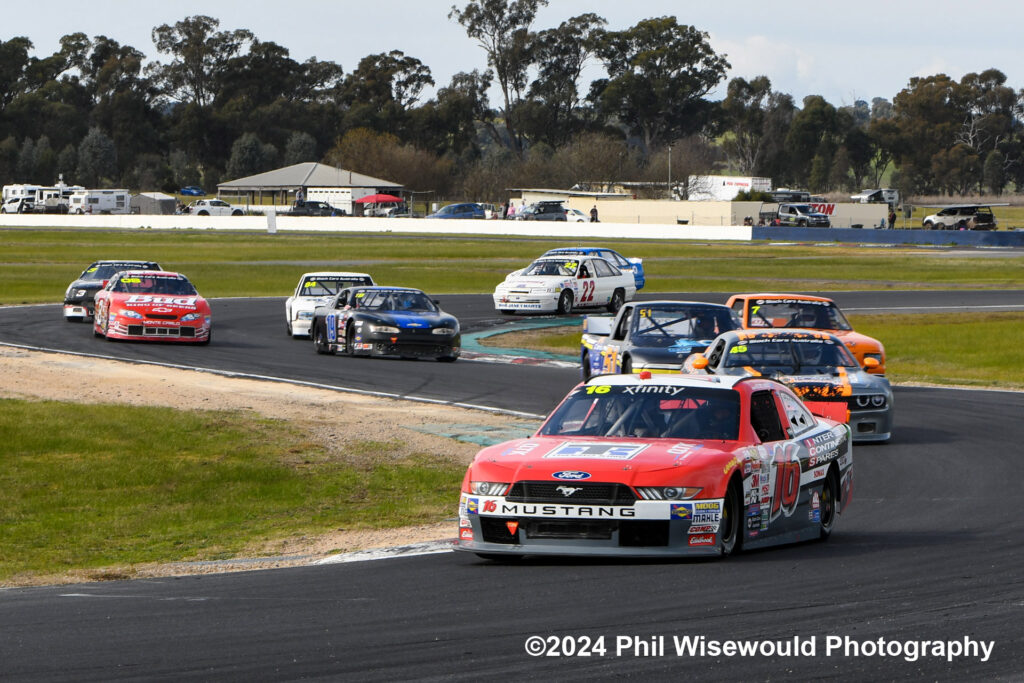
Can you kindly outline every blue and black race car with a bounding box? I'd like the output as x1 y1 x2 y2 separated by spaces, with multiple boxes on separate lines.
581 301 738 378
310 286 460 361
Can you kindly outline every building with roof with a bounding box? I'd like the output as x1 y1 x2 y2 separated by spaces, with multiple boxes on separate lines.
217 162 403 206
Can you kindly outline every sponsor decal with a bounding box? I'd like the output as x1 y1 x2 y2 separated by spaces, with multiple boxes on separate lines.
545 442 648 461
459 516 471 528
667 442 701 456
459 528 474 541
723 457 740 474
501 442 540 457
744 460 752 475
674 501 722 525
125 295 198 306
688 525 717 534
495 502 636 518
551 470 591 481
810 490 821 523
483 500 498 513
671 504 691 521
688 534 716 547
466 498 479 515
505 521 519 535
621 385 689 396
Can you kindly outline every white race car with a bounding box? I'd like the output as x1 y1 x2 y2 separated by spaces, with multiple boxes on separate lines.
285 272 375 337
492 256 636 315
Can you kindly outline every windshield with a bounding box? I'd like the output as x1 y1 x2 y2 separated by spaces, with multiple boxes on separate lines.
723 337 859 372
299 276 372 296
746 300 852 331
113 275 197 295
353 290 437 312
632 305 737 346
539 385 740 440
81 263 157 281
523 259 578 277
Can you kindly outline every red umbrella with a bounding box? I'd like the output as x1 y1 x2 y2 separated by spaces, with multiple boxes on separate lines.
354 193 403 203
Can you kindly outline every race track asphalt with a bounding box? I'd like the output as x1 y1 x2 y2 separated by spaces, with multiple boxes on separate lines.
1 291 1023 680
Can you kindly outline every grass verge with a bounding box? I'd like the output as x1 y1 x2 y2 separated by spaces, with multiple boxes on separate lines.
0 400 463 583
1 229 1023 304
486 312 1024 390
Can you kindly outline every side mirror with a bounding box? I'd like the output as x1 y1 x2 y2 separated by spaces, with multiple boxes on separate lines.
101 279 109 288
863 356 880 369
432 299 440 305
691 355 709 370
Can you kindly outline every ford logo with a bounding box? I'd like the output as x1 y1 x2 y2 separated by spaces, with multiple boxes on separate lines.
552 471 591 481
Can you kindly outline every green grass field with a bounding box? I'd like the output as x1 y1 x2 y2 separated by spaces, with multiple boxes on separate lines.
0 400 463 582
2 229 1023 304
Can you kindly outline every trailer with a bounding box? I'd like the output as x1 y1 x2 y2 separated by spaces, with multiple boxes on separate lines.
687 175 772 201
68 189 131 215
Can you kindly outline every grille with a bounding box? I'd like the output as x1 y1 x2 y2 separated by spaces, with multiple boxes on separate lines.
525 520 613 540
143 327 181 336
506 481 637 506
480 517 519 544
619 521 669 547
146 314 178 320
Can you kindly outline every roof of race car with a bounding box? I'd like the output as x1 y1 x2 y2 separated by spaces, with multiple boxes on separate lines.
531 254 609 263
117 270 187 278
545 247 620 254
631 300 732 309
348 285 424 293
585 373 744 390
725 329 844 343
89 259 160 265
298 271 373 279
734 292 835 303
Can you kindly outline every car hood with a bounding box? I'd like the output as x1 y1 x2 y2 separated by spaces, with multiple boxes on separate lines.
830 329 882 351
496 277 570 289
744 367 884 399
469 436 743 486
67 279 105 292
107 292 207 311
364 311 457 329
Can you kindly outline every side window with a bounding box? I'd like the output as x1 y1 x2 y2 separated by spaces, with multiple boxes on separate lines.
594 260 615 277
335 291 349 309
730 300 745 320
778 390 815 437
613 307 632 340
750 390 787 442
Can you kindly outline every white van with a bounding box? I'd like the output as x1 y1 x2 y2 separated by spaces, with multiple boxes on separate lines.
69 189 131 215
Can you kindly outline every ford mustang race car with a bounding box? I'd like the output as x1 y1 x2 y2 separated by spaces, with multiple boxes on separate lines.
93 270 211 343
535 247 645 290
285 271 375 337
682 329 892 443
63 260 161 321
581 301 738 378
457 373 852 559
311 286 460 361
726 293 886 374
493 255 636 314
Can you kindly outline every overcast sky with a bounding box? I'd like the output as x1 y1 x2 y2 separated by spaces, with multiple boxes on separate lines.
4 0 1024 107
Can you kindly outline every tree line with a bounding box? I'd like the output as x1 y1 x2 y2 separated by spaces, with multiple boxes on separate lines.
2 0 1022 201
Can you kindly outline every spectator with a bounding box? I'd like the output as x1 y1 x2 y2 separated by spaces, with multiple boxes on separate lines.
507 202 517 219
888 209 896 229
590 205 599 222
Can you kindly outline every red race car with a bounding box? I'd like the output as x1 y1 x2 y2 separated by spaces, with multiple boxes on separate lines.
457 373 852 559
93 270 212 344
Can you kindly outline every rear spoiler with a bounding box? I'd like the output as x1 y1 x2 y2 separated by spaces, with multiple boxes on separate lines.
803 400 849 424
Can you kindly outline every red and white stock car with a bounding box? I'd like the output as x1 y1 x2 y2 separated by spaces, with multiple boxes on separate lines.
457 373 852 559
93 270 212 344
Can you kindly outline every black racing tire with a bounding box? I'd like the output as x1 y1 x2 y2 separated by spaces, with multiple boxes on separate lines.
313 322 332 355
345 325 356 357
556 289 574 315
621 356 632 374
231 209 243 216
198 329 211 346
819 467 840 540
93 323 103 337
607 288 625 313
581 351 592 381
720 478 744 556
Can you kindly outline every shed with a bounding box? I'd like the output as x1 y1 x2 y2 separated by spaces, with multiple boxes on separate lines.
217 162 403 207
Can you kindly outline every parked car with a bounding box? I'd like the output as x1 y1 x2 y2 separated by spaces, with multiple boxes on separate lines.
521 200 567 221
921 204 998 230
63 259 162 322
426 203 485 219
285 271 375 337
289 200 341 217
184 199 244 216
1 197 32 213
566 208 588 222
180 186 206 196
776 203 830 227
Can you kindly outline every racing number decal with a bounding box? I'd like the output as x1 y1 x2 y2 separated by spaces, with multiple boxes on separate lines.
579 280 595 303
770 443 801 521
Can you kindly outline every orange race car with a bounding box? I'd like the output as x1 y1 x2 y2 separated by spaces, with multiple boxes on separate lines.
725 293 885 374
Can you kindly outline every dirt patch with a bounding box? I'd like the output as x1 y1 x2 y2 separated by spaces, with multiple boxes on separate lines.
0 347 538 585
